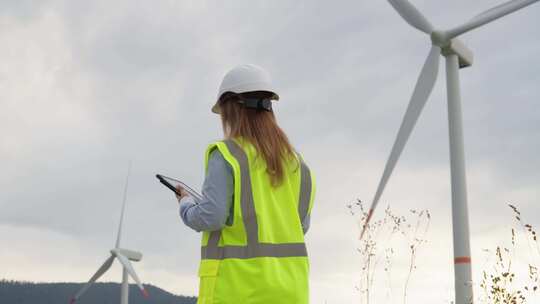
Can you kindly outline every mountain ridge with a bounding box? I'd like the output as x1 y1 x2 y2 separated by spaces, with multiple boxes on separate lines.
0 279 197 304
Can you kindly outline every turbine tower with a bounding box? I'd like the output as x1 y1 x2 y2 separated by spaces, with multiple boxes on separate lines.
360 1 539 303
70 163 148 304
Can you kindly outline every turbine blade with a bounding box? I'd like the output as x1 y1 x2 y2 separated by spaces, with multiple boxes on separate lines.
70 255 115 303
115 161 132 248
360 45 441 239
447 0 539 39
115 253 149 298
388 0 434 34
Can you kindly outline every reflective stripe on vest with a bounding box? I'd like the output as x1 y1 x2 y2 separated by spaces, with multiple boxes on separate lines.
298 156 312 222
201 139 312 260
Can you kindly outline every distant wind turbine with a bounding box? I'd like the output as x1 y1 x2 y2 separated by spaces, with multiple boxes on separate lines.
360 0 539 303
70 162 148 304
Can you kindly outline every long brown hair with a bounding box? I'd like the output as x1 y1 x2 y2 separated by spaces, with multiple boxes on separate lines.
219 92 297 187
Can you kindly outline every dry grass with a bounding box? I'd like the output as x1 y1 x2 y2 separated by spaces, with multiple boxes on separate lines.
478 204 539 304
349 200 430 304
350 202 539 304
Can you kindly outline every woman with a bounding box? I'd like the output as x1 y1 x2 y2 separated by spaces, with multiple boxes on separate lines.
176 64 316 304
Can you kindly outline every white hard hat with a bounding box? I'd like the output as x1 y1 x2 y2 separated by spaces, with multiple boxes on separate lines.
212 64 279 114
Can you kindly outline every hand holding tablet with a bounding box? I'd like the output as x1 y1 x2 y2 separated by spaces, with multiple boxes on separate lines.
156 174 203 203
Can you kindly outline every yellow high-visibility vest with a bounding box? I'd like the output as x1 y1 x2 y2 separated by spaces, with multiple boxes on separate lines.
196 138 315 304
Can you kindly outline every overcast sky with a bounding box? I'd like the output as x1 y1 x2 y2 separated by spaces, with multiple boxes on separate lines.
1 0 539 303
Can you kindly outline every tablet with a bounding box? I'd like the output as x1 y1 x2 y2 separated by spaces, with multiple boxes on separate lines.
156 174 203 202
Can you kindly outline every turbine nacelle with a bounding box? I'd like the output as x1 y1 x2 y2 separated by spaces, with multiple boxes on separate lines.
111 248 143 262
413 28 474 69
428 32 474 69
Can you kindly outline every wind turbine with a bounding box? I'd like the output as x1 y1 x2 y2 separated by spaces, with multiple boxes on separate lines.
360 0 539 303
70 163 149 304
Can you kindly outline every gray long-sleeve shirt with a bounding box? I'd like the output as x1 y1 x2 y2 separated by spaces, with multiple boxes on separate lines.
179 149 311 233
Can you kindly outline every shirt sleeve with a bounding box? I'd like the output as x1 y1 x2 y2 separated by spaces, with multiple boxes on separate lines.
179 149 234 232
